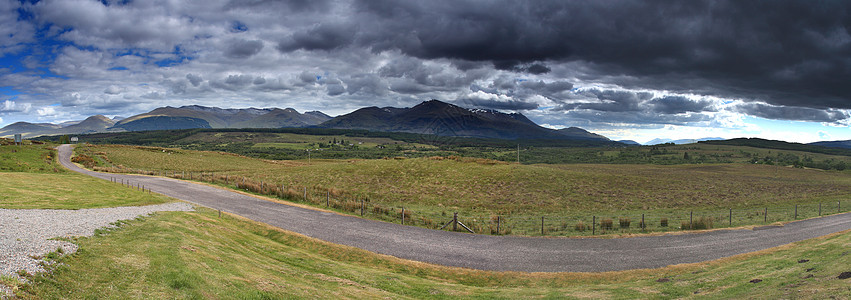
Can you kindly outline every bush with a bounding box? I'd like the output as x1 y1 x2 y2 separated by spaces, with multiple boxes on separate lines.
574 221 587 232
660 217 668 227
619 218 631 229
600 218 614 231
681 217 714 230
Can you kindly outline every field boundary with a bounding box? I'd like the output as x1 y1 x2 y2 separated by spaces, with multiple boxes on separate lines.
56 144 851 272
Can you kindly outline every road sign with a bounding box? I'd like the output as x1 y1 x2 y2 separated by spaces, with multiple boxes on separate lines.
14 134 22 144
70 137 79 143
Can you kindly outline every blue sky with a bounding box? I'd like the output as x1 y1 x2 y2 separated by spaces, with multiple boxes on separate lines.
2 0 851 144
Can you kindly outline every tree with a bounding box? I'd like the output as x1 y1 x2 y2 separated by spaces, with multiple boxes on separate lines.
59 135 71 144
683 151 690 160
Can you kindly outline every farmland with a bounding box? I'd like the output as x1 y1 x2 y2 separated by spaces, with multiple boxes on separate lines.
75 143 851 236
2 141 850 299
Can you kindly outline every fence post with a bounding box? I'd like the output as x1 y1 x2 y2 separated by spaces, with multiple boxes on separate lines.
541 216 545 235
819 202 822 216
592 216 596 235
401 208 405 225
326 191 330 207
729 208 732 226
795 205 798 219
360 199 364 216
452 212 458 231
304 187 307 201
641 213 645 230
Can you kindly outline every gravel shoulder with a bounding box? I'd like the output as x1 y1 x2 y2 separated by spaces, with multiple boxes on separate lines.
0 202 193 297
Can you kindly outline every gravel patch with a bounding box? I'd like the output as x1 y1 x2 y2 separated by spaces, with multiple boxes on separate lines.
0 202 194 281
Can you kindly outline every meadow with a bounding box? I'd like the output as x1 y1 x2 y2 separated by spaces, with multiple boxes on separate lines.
2 140 849 299
77 144 851 236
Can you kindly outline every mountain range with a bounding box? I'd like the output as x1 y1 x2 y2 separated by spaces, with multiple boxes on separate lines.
0 100 612 142
644 137 725 145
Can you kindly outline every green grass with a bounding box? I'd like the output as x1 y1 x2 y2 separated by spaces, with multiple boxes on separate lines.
0 172 173 209
0 143 65 173
13 206 851 299
80 144 851 236
0 143 172 209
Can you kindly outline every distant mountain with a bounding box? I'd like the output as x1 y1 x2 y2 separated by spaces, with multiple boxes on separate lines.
113 116 212 131
318 100 610 141
556 127 609 140
617 140 641 145
0 101 610 142
231 108 332 128
644 137 725 145
55 115 115 135
809 140 851 149
116 105 329 129
0 122 62 138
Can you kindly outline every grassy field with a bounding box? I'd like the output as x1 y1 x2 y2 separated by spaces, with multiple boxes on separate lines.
2 140 849 298
76 144 851 236
0 172 173 209
0 143 173 209
0 143 65 173
13 206 851 299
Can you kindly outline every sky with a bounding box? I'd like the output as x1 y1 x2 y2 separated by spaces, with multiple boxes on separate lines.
1 0 851 144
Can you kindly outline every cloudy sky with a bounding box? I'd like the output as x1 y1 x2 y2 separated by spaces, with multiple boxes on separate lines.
2 0 851 143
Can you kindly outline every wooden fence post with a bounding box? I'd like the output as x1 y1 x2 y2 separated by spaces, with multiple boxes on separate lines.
641 213 645 230
795 205 798 219
541 216 545 235
326 191 330 207
729 208 732 226
360 199 364 216
819 202 822 216
689 211 693 230
592 216 596 235
764 207 768 223
453 212 458 231
401 208 405 225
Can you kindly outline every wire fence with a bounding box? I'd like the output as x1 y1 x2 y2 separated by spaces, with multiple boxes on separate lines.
105 168 851 237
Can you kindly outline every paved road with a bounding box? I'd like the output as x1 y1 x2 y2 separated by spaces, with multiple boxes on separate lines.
57 145 851 272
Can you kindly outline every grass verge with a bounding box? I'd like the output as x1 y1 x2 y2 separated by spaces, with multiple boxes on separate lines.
11 207 851 299
0 172 173 209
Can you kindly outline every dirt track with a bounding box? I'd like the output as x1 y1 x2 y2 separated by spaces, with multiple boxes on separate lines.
58 144 851 272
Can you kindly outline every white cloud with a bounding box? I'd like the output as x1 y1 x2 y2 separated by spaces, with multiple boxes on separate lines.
37 106 56 116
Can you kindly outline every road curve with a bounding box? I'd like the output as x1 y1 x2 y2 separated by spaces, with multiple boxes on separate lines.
57 145 851 272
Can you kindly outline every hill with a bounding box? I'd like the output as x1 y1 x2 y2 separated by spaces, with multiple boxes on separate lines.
113 116 212 131
115 105 330 129
810 140 851 149
55 115 115 135
0 122 61 138
318 100 609 140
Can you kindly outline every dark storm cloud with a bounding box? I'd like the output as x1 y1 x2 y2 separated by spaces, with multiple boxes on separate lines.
457 98 539 111
224 39 264 58
277 23 356 52
736 103 849 123
558 89 653 113
281 0 851 111
649 96 715 114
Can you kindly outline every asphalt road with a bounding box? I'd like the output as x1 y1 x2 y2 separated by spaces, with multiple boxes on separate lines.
57 144 851 272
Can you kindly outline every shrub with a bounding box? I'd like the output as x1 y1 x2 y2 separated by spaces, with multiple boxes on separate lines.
660 217 669 227
600 218 614 231
574 221 587 232
619 218 631 229
693 216 714 230
681 217 713 230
